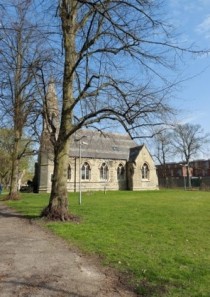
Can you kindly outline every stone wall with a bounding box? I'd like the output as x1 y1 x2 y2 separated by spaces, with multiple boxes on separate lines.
128 146 159 191
38 147 159 193
38 151 54 193
66 157 127 192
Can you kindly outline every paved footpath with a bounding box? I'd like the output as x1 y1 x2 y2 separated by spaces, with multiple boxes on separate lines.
0 203 136 297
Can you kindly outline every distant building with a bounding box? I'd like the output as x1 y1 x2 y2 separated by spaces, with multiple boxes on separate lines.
191 159 210 177
36 81 159 193
156 163 193 179
157 160 210 178
156 160 210 189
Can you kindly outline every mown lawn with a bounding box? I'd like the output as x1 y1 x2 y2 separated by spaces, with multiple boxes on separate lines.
3 190 210 297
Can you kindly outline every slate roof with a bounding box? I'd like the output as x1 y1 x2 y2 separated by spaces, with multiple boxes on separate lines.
69 129 137 160
129 145 144 162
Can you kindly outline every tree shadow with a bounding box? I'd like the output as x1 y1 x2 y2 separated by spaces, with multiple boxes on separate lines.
135 279 167 297
1 279 86 297
0 204 38 220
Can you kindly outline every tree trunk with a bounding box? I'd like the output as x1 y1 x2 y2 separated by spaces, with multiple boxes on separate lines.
41 140 70 220
41 1 77 220
187 162 191 188
9 157 20 200
7 27 23 200
7 133 21 200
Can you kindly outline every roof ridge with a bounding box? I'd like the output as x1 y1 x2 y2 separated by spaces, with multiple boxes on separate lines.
77 129 133 139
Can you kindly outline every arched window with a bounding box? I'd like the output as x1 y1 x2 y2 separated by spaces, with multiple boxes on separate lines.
81 162 91 180
67 164 71 180
141 163 149 179
100 163 109 180
117 163 125 180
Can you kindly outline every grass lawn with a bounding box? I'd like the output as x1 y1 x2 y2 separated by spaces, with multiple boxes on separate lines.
2 190 210 297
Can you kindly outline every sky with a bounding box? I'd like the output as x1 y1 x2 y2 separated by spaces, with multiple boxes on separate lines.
167 0 210 137
102 0 210 152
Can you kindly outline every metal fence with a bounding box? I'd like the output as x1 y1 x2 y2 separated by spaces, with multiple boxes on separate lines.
158 176 210 190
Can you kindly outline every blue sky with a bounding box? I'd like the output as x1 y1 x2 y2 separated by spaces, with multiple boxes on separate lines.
168 0 210 136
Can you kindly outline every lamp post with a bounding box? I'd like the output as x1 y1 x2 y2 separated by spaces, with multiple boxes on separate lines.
75 136 88 205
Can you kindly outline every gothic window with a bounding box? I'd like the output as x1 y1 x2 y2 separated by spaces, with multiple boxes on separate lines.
141 163 149 180
100 163 109 180
117 163 125 180
81 162 91 180
67 164 71 180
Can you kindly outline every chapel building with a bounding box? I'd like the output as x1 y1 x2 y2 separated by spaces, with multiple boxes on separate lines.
37 81 159 193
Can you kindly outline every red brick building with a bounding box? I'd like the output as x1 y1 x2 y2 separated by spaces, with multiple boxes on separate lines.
156 159 210 189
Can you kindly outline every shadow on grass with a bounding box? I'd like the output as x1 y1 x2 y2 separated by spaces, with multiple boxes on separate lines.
121 269 169 297
135 279 167 297
0 203 39 220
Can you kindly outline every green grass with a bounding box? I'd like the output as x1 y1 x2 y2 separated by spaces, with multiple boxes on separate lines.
2 190 210 297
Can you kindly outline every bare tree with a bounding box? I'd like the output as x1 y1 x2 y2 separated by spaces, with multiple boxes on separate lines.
0 128 34 190
0 129 13 188
38 0 208 220
171 123 210 187
152 129 173 186
0 0 51 199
